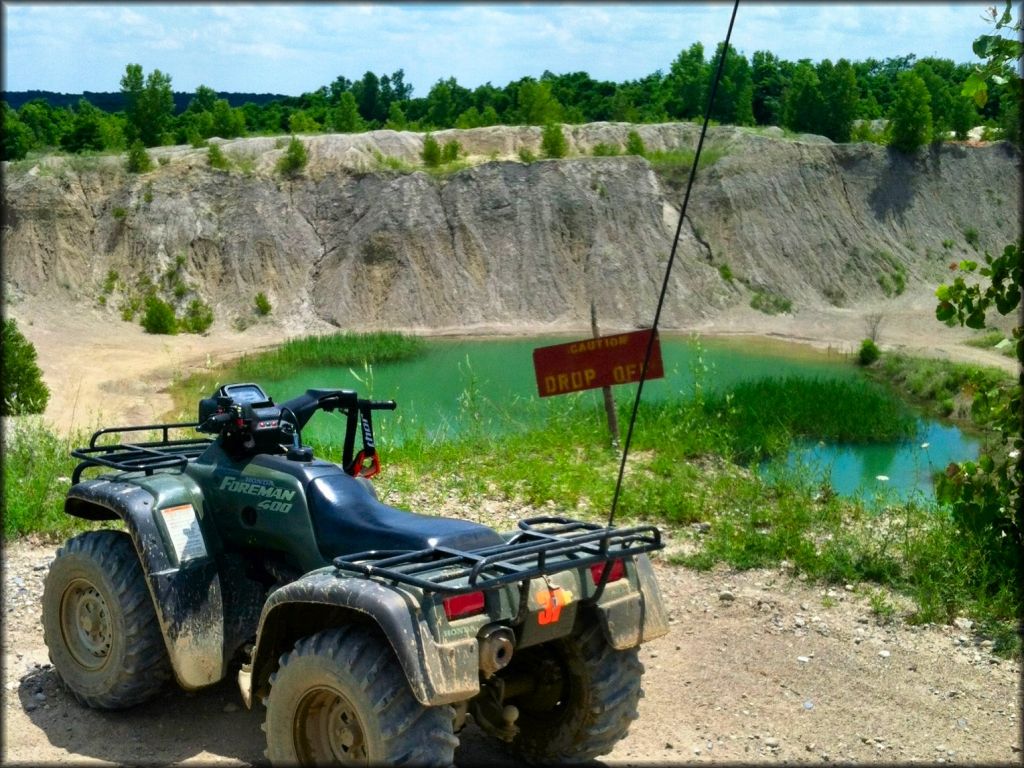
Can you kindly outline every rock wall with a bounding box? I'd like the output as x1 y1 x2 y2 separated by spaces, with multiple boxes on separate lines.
2 123 1019 333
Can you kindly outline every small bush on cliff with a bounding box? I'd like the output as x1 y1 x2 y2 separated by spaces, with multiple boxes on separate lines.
421 133 441 167
2 318 50 416
441 140 461 163
207 143 229 170
255 292 272 316
141 295 178 334
180 299 214 334
750 290 792 315
541 122 568 158
126 140 153 173
626 130 646 155
276 136 307 177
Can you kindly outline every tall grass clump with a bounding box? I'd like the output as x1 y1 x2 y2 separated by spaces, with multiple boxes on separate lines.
232 332 425 381
2 420 92 540
701 377 916 462
643 146 727 186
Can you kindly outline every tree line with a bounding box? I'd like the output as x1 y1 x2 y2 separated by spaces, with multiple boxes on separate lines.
3 41 1019 161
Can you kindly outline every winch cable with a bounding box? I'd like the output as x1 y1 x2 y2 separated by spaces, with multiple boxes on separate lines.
607 0 741 528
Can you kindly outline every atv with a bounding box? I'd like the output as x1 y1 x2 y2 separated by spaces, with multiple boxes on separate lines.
43 382 668 765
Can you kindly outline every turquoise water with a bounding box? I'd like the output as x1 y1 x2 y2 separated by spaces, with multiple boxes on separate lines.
265 335 977 501
764 419 980 503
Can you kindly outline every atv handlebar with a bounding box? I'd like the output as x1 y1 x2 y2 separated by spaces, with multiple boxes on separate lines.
281 389 395 431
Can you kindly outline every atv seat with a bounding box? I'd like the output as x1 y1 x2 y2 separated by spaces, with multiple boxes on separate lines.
306 473 504 561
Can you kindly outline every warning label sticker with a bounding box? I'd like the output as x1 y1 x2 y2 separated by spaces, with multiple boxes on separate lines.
159 504 208 564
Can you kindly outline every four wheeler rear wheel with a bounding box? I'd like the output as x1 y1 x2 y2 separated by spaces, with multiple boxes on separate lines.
41 530 171 709
264 625 458 766
506 621 644 764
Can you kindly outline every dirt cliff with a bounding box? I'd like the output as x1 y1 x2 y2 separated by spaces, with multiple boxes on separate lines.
2 123 1020 334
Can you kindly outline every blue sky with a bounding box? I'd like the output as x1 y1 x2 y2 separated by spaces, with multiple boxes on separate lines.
2 3 1006 96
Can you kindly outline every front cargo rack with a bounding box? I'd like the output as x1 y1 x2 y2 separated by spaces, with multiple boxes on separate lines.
332 515 663 596
71 422 211 483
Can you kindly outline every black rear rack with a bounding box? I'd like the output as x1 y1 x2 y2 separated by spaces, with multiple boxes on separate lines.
332 516 663 596
71 422 212 484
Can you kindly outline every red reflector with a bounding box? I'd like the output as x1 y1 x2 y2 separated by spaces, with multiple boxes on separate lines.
443 591 485 620
590 559 625 585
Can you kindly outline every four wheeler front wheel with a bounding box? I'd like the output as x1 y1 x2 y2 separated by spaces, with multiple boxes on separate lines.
41 530 171 709
506 620 644 764
264 625 458 766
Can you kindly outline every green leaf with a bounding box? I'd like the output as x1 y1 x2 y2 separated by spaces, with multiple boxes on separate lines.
979 454 995 473
959 259 978 271
961 72 988 107
935 301 956 322
965 310 987 329
935 284 951 301
995 285 1020 315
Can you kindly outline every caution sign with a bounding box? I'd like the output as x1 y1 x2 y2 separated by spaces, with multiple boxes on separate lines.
532 330 664 398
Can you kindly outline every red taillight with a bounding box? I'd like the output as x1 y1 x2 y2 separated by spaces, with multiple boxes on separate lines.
590 559 626 585
443 591 485 620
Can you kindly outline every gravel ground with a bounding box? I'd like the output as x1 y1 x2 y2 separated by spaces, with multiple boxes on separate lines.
3 535 1020 766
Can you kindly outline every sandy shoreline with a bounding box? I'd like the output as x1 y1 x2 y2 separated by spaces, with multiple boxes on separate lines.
7 285 1017 434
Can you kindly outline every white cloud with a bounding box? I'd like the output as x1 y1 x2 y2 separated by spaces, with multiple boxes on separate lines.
1 2 1005 94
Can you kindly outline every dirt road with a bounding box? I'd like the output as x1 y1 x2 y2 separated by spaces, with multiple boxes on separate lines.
3 537 1019 765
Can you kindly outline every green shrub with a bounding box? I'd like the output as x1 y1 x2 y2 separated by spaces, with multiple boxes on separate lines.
625 130 646 155
750 290 792 315
942 238 955 250
858 338 881 366
421 134 441 167
255 292 272 316
126 140 153 173
541 122 568 158
441 140 461 163
518 147 537 163
180 299 214 334
207 143 230 170
276 136 307 177
2 318 50 415
718 263 734 281
963 226 980 249
591 142 619 157
112 207 127 219
2 420 88 540
141 295 178 334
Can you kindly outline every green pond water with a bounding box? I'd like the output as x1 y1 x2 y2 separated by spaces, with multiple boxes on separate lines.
269 335 978 501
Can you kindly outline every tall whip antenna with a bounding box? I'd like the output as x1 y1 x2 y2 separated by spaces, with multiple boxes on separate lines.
608 0 741 528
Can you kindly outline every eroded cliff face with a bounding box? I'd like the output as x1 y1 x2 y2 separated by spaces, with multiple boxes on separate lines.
2 123 1019 333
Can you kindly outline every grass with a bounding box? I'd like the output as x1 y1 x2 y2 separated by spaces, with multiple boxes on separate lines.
750 290 792 315
963 330 1014 356
643 147 727 187
234 332 424 379
170 331 426 415
964 330 1007 349
868 353 1013 426
699 376 916 463
2 419 97 540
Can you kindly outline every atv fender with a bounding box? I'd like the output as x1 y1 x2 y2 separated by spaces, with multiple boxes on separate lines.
244 570 480 709
65 479 226 690
595 554 670 650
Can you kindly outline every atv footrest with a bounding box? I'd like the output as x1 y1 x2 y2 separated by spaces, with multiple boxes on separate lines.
332 515 662 595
